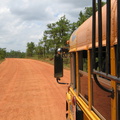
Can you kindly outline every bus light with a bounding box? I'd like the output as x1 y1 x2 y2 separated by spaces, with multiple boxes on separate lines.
72 96 76 105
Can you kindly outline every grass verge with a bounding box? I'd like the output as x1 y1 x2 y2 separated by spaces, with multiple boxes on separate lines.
26 55 70 70
0 59 5 64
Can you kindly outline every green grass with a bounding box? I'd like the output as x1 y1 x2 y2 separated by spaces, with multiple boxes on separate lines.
0 59 5 64
26 55 70 70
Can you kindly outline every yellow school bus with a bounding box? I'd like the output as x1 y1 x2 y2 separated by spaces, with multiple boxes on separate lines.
54 0 120 119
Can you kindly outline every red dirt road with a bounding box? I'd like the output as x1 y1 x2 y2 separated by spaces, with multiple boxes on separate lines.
0 58 70 120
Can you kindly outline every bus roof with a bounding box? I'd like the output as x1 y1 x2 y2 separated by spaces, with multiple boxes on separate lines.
69 0 117 52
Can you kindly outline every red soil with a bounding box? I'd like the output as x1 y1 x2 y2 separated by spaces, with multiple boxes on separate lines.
0 58 70 120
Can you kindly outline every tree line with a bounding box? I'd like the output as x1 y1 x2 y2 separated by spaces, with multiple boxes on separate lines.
0 2 105 60
26 1 105 58
6 50 25 58
0 48 25 60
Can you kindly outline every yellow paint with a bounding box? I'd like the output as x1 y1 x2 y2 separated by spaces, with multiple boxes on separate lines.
70 88 101 120
76 52 79 96
67 0 118 119
69 0 117 52
83 113 89 120
88 50 92 110
110 47 117 120
66 92 72 119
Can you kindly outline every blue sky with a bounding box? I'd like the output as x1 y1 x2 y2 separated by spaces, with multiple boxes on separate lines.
0 0 94 52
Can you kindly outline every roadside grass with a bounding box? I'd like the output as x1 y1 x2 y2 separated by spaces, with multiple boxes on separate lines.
0 59 5 64
26 55 70 70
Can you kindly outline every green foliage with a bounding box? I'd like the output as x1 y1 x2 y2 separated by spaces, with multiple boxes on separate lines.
45 15 71 49
77 1 106 27
35 40 44 58
0 48 6 60
26 1 106 60
35 15 71 58
6 50 25 58
26 42 35 57
70 22 78 34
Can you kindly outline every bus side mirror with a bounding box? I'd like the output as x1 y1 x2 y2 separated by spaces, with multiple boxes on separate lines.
54 54 63 79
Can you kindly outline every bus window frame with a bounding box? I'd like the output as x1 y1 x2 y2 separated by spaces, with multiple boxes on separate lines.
78 50 89 102
70 52 76 89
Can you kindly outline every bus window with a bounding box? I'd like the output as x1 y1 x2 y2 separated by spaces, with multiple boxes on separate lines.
92 78 111 120
92 47 111 119
70 52 76 89
94 47 106 72
78 51 88 101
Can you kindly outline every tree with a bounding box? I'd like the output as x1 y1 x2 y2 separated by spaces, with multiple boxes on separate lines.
6 50 25 58
44 15 71 52
77 1 106 27
77 11 87 26
26 1 106 59
70 22 78 34
26 42 35 57
35 40 44 58
43 32 50 56
0 48 6 59
56 15 70 46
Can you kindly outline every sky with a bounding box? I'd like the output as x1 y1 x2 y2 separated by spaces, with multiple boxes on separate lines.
0 0 92 52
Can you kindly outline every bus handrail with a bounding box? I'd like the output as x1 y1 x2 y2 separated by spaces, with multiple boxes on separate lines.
92 0 115 99
93 72 114 99
93 69 120 83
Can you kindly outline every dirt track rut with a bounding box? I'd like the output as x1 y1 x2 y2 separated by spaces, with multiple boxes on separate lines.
0 58 70 120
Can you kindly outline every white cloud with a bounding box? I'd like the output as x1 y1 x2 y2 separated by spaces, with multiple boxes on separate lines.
0 0 92 52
